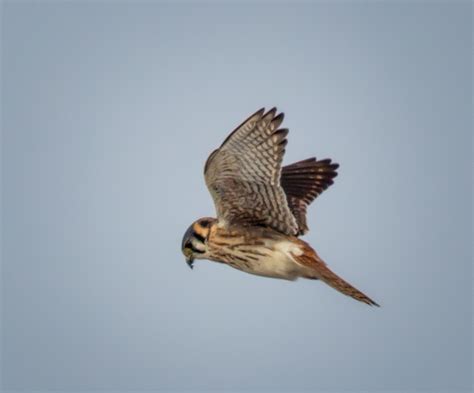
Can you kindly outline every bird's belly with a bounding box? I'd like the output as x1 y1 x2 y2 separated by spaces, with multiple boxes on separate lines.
223 242 303 280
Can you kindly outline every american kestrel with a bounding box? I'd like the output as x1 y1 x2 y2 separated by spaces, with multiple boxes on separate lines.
182 108 379 306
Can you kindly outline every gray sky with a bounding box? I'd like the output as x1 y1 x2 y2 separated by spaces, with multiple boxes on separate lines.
2 2 472 392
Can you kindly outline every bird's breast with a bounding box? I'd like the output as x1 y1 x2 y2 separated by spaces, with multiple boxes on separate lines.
208 227 304 280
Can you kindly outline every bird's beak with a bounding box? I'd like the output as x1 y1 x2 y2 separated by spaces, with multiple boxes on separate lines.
185 255 194 269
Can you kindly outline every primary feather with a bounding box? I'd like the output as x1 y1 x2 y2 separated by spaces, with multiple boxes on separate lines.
281 158 339 235
204 108 299 235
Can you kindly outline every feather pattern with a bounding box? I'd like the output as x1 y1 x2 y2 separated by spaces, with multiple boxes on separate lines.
204 108 299 235
281 158 339 235
292 239 380 306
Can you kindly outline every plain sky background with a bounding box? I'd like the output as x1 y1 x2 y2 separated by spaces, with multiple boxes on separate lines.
1 1 472 392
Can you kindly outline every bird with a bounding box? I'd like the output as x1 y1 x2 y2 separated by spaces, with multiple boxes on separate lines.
181 107 379 306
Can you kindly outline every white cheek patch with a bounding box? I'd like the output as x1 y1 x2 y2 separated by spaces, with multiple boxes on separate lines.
191 239 206 252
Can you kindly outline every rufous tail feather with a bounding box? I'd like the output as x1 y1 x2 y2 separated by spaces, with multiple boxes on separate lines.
295 240 379 306
314 264 380 306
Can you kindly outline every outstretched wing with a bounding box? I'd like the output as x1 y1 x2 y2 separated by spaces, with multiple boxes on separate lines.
281 158 339 235
204 108 299 235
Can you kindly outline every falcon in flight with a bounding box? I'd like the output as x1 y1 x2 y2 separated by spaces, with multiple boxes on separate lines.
181 108 379 306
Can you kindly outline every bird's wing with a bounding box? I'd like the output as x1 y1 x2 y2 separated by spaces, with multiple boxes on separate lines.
204 108 299 235
281 158 339 235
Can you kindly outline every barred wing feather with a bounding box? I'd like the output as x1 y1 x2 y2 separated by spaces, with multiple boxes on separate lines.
204 108 299 236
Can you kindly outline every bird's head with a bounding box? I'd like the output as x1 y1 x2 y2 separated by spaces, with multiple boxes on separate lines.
181 217 216 269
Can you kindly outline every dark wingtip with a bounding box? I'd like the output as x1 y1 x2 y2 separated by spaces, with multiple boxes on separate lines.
273 112 284 122
219 107 266 148
275 128 289 138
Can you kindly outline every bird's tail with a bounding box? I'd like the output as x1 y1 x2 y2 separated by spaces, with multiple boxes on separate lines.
295 240 379 306
312 264 379 306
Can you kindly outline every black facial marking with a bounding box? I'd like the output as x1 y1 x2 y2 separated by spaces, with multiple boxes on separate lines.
181 224 195 250
194 232 206 243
